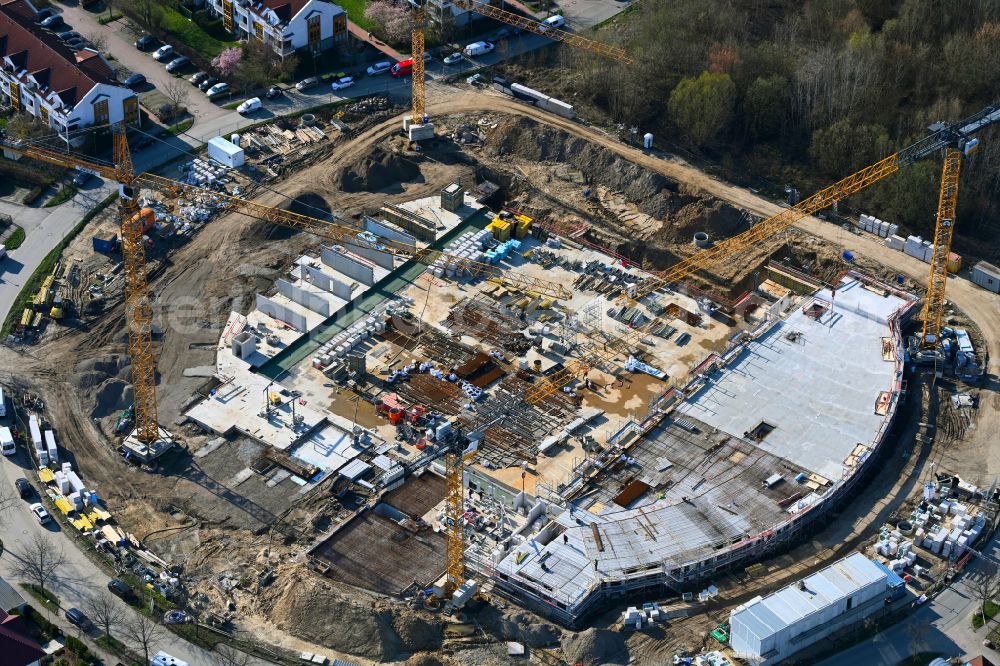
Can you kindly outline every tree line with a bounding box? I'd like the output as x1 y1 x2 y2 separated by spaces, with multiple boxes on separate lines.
559 0 1000 259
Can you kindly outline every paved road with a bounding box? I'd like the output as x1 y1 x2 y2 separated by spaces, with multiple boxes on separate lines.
0 444 268 664
819 531 1000 665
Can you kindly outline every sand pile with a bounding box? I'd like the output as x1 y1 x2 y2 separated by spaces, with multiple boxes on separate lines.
561 628 628 666
502 611 561 647
73 355 134 418
334 147 423 193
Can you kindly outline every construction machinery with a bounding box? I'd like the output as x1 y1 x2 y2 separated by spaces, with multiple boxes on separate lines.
403 0 633 139
526 103 1000 403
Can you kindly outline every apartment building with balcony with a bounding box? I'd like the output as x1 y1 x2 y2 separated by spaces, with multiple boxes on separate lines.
208 0 348 58
0 0 139 145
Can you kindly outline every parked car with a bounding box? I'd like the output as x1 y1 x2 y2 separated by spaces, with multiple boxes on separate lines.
134 34 156 50
206 82 230 99
122 73 146 88
236 97 261 114
14 478 31 499
265 85 282 99
330 76 354 91
72 169 92 186
65 608 93 631
39 14 63 29
443 52 463 65
487 27 512 41
152 44 174 62
33 7 56 22
538 14 565 31
65 40 85 51
198 76 219 91
165 56 190 73
133 134 154 150
29 502 50 524
295 76 320 91
366 61 391 76
56 30 81 42
188 71 209 86
463 41 494 57
107 579 131 599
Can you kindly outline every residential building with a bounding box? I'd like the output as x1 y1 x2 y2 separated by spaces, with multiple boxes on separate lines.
425 0 485 31
0 609 46 666
207 0 347 58
729 552 902 665
0 0 139 145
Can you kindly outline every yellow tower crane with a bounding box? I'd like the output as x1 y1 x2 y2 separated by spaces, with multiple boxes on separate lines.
403 0 633 138
526 103 1000 404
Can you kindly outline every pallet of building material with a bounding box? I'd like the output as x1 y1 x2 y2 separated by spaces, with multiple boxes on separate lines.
295 129 314 144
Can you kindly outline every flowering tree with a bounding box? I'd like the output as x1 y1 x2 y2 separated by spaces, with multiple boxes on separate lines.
211 47 243 76
364 1 411 45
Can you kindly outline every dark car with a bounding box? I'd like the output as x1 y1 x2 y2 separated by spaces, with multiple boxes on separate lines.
133 135 154 150
56 30 80 42
122 73 146 88
134 34 156 50
65 608 93 631
197 76 219 91
265 85 282 99
188 71 209 86
165 56 190 73
39 14 63 29
33 7 55 22
107 578 131 598
14 478 31 499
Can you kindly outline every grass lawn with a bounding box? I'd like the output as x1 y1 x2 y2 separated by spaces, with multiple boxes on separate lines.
973 600 1000 628
4 226 24 249
160 6 238 59
337 0 374 30
167 118 194 135
20 583 60 608
44 184 77 208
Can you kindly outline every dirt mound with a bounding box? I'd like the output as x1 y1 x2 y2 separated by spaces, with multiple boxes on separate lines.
90 379 134 419
75 355 129 376
561 628 628 666
334 147 423 193
502 611 561 647
73 371 109 390
404 656 459 666
269 577 442 660
482 116 680 219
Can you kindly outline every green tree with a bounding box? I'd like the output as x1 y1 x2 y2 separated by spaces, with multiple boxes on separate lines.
744 75 788 140
809 118 889 178
668 71 736 147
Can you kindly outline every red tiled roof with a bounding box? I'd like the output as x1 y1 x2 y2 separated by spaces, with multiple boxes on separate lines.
969 657 997 666
0 0 115 109
0 609 45 666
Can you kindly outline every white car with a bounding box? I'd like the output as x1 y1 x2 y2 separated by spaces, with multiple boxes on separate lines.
236 97 262 114
206 82 230 98
152 44 174 62
330 76 355 91
367 61 391 76
30 503 50 524
463 41 495 57
539 14 565 31
443 52 463 65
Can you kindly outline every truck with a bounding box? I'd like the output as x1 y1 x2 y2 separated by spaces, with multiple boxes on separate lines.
463 41 495 57
0 427 14 456
390 58 414 78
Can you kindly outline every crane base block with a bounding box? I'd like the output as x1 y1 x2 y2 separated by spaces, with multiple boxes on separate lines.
121 426 175 464
403 115 435 141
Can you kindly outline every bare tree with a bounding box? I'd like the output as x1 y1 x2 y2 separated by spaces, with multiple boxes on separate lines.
214 644 253 666
123 612 164 664
134 0 164 32
87 592 124 641
970 560 1000 628
0 486 18 526
161 78 190 117
12 533 66 593
86 33 108 54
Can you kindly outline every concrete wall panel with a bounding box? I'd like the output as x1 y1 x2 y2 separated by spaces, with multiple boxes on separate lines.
304 265 352 300
351 242 395 269
364 217 418 249
256 293 308 331
276 279 331 317
321 246 374 286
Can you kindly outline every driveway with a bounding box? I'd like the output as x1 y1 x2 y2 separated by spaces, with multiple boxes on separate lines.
0 446 266 665
52 5 228 122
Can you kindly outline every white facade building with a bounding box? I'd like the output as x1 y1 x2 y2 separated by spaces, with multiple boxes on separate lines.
729 553 891 665
207 0 347 58
0 0 139 144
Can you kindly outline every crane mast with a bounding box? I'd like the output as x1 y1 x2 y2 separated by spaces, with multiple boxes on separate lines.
920 148 962 348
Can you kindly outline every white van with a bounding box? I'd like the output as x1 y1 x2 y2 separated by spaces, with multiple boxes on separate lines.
463 41 495 57
539 15 565 31
0 385 5 417
0 427 15 456
150 651 189 666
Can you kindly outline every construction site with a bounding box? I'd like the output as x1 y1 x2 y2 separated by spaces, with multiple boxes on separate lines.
0 11 999 661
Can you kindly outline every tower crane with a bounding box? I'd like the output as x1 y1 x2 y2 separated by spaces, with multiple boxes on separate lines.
526 103 1000 403
403 0 633 139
